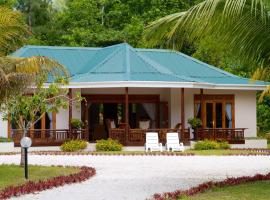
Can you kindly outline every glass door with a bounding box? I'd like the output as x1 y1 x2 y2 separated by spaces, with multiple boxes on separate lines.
206 102 214 128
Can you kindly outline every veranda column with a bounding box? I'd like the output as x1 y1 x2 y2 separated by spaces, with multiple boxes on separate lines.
68 88 73 138
84 100 89 141
181 88 185 142
125 87 129 145
200 89 204 127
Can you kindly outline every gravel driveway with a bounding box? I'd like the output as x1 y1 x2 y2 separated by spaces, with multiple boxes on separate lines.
0 155 270 200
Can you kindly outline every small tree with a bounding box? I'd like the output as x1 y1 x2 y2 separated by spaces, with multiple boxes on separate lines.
1 76 82 165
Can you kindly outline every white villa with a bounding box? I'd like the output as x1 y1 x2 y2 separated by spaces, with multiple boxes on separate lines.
0 43 267 147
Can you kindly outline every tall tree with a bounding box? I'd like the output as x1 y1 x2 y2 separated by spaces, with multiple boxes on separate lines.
16 0 52 29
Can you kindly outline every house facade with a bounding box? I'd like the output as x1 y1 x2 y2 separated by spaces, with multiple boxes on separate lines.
1 43 267 146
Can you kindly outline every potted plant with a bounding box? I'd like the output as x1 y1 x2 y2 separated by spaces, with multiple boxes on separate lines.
70 119 84 139
71 119 84 130
188 117 202 140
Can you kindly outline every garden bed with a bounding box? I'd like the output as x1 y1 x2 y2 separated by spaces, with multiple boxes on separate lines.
153 172 270 200
0 165 95 199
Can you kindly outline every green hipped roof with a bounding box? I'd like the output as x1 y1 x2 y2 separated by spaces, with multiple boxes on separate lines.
12 43 267 87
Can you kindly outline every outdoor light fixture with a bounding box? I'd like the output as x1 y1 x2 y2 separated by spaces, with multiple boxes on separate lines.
20 137 32 180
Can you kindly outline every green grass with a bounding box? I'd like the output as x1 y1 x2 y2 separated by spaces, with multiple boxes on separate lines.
181 181 270 200
0 165 79 190
0 137 12 143
268 143 270 149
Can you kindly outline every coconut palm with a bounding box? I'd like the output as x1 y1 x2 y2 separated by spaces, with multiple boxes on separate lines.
144 0 270 97
0 7 68 102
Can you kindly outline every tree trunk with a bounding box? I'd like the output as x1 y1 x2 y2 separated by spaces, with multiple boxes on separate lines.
20 147 25 166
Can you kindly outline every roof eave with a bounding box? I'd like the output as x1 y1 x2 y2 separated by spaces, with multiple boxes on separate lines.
47 81 266 91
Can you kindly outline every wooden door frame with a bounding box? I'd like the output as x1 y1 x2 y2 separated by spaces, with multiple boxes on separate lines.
194 94 235 129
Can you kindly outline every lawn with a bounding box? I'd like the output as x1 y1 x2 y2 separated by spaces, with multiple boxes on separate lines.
53 149 270 156
0 165 79 190
182 181 270 200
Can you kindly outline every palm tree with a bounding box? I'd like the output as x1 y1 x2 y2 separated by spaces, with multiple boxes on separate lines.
144 0 270 98
0 7 68 102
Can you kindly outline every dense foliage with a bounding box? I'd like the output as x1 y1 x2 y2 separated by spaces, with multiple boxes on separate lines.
60 140 88 152
96 138 123 151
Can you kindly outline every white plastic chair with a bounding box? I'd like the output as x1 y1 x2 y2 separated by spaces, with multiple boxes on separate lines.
166 132 184 152
145 132 163 152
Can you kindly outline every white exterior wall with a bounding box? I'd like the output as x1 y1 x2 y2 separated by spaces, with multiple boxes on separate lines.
54 87 257 138
169 88 257 137
0 113 8 138
56 88 82 129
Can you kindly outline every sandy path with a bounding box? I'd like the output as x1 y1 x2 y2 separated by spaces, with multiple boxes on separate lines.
0 155 269 200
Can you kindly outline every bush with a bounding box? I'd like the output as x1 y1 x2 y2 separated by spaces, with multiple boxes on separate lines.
96 138 122 151
218 141 230 149
0 137 12 143
194 140 230 150
60 140 88 152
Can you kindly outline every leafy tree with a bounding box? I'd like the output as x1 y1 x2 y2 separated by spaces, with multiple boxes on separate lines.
1 76 82 164
28 0 199 47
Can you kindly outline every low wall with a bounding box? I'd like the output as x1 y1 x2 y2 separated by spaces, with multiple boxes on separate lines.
0 142 15 152
231 139 268 149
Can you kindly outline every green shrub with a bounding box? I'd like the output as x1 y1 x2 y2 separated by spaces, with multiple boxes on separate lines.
194 140 219 150
218 141 230 149
60 140 88 152
194 140 230 150
96 138 122 151
0 137 12 143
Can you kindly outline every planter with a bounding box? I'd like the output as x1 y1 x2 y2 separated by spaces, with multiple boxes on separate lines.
0 142 15 152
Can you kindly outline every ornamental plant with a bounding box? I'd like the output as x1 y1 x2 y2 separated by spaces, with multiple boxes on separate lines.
71 119 84 129
96 138 123 151
188 118 202 129
194 140 230 150
60 140 88 152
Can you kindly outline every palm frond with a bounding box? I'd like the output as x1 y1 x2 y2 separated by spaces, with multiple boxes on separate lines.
0 7 28 56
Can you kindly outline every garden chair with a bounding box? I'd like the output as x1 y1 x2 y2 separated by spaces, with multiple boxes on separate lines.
145 132 163 152
166 132 184 152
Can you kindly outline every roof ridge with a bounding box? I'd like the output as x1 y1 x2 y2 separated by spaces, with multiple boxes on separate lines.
132 48 195 82
81 45 122 74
